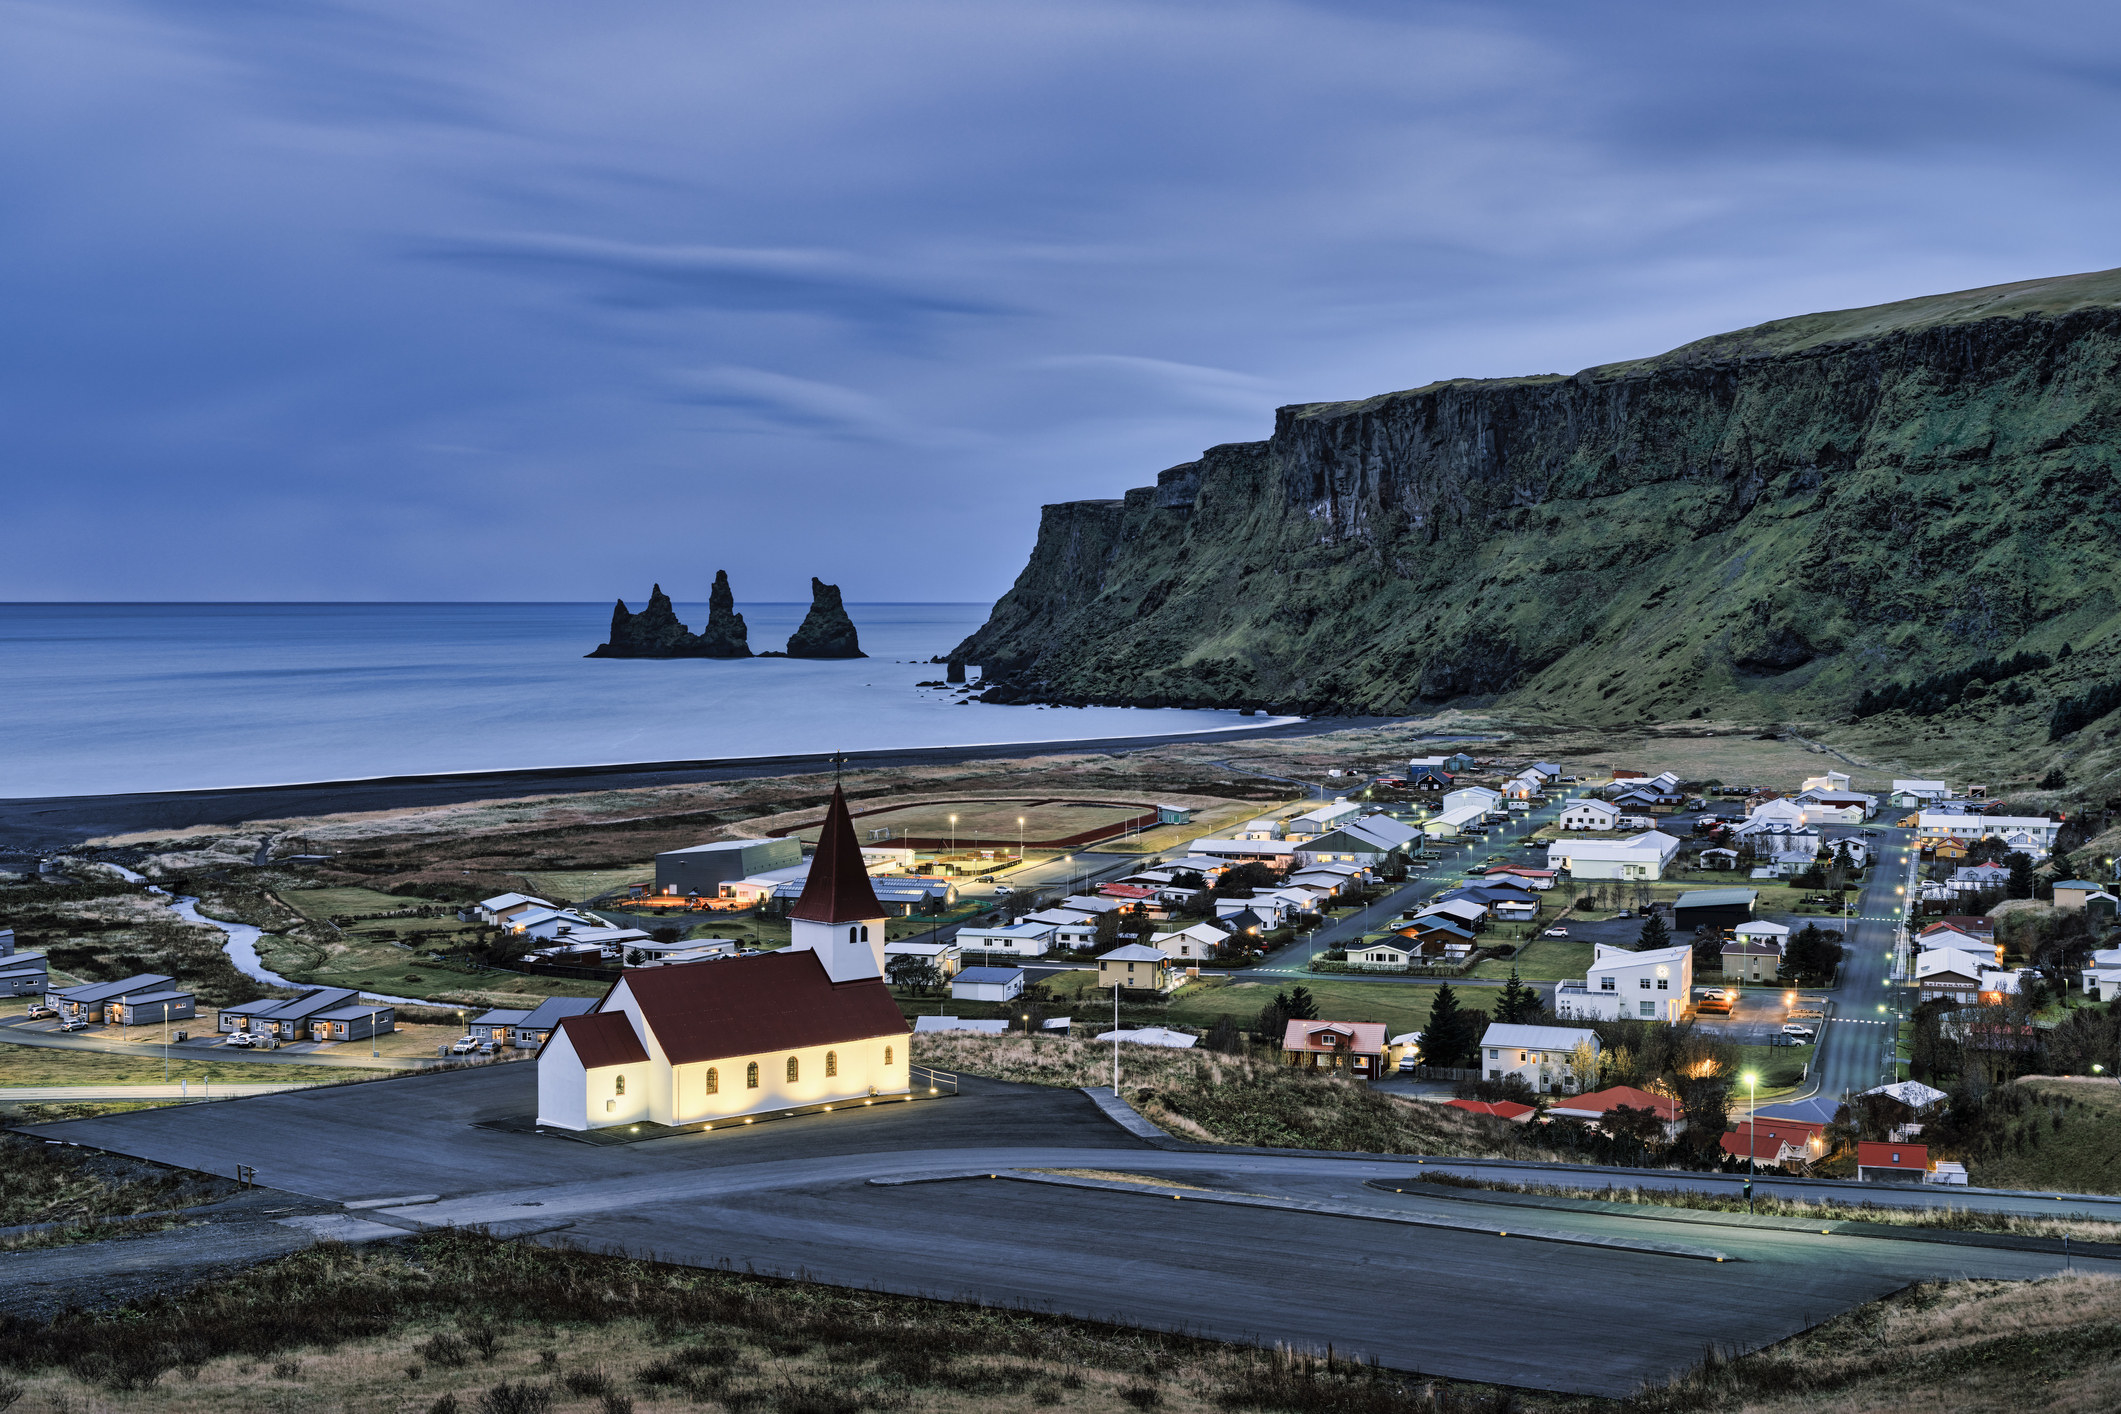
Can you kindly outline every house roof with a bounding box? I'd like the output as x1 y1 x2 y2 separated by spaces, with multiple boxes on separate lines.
618 949 906 1065
1548 1085 1680 1121
516 996 600 1030
788 786 886 924
1480 1022 1599 1052
1675 888 1758 909
471 1008 532 1026
1856 1141 1929 1170
54 973 176 1005
953 966 1025 985
2052 879 2103 890
1917 949 1991 982
1097 882 1158 899
1097 943 1169 963
1283 1019 1388 1053
1720 938 1783 956
1719 1119 1825 1160
1397 919 1475 941
1445 1099 1536 1122
1863 1080 1949 1108
555 1011 651 1070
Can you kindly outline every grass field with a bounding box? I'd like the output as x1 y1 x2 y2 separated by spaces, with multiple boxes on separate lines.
1166 977 1445 1036
1472 937 1594 979
791 797 1151 849
250 930 605 1008
517 867 656 902
1964 1077 2121 1194
0 1045 358 1088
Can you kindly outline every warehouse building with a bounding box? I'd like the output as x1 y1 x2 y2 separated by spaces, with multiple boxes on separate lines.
655 838 803 897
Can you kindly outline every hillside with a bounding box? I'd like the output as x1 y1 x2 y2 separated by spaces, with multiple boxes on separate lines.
954 268 2121 751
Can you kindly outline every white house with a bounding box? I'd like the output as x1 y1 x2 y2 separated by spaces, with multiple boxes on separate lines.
1188 838 1302 866
1916 948 1991 1003
1732 919 1791 945
1344 814 1418 853
1412 898 1488 928
1546 830 1681 881
882 938 961 979
476 892 555 926
955 922 1055 957
2081 948 2121 1001
1350 940 1414 969
950 966 1025 1003
1917 813 2062 857
1800 771 1852 795
1556 798 1622 832
1552 942 1694 1022
1478 1023 1599 1094
1891 779 1952 806
1422 804 1488 838
1796 790 1874 823
1744 798 1811 830
1442 786 1503 816
1285 799 1364 838
1152 921 1229 962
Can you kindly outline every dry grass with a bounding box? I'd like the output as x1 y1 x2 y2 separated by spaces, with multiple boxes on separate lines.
911 1033 1557 1159
1412 1172 2121 1245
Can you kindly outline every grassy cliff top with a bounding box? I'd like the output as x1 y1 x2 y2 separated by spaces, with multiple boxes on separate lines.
1289 264 2121 422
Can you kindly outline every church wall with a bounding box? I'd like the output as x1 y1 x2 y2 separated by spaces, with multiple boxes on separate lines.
535 1030 591 1130
665 1032 909 1125
787 915 887 982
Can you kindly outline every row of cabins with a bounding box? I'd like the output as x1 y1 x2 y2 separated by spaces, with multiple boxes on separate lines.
0 928 49 998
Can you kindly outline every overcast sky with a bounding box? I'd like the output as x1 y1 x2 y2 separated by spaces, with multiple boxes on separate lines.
5 1 2120 603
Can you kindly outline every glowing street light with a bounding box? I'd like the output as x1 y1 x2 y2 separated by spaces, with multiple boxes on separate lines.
949 813 958 854
1742 1070 1759 1213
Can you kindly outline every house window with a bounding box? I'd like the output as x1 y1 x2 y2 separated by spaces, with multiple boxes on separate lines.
1657 978 1668 990
1639 1001 1655 1017
787 1056 800 1082
885 1045 894 1066
1600 977 1615 991
705 1067 718 1094
826 1051 838 1078
1488 1049 1499 1060
747 1062 759 1088
1640 977 1651 989
614 1075 625 1096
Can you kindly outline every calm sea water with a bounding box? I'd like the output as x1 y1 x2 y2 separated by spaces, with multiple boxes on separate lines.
0 603 1257 799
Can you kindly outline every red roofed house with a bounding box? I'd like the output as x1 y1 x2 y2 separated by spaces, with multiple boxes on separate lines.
1444 1098 1536 1124
1720 1118 1826 1168
536 786 911 1131
1546 1085 1685 1139
1856 1141 1931 1184
1281 1020 1391 1080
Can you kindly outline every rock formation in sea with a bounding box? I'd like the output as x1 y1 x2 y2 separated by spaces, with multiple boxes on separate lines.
785 578 866 658
696 569 753 658
586 583 701 658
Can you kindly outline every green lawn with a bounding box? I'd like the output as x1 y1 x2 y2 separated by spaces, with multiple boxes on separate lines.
1472 937 1594 980
0 1046 359 1088
1728 1043 1814 1099
278 886 428 920
251 931 606 1005
1166 977 1445 1036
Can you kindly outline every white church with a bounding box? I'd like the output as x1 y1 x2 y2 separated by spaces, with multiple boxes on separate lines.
536 785 912 1131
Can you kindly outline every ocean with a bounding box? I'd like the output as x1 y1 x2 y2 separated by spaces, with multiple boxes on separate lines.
0 603 1258 800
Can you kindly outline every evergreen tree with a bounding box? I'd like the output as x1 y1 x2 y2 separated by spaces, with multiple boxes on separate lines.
1495 966 1543 1024
1637 911 1671 952
2007 852 2036 900
1285 985 1320 1021
1425 983 1475 1068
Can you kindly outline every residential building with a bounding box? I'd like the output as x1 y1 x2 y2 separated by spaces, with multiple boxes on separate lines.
1546 1085 1683 1136
1720 937 1783 983
44 972 174 1023
469 1008 530 1045
1445 1098 1536 1123
507 907 604 941
1526 762 1563 781
654 837 804 897
1672 888 1757 932
1293 828 1393 869
510 996 600 1049
0 943 50 997
1421 804 1488 838
883 938 964 978
1395 919 1477 957
950 966 1025 1003
1343 814 1418 854
103 990 197 1026
2052 880 2106 911
1890 780 1952 807
1551 942 1694 1022
2080 948 2121 1001
220 986 369 1040
1411 898 1487 930
1556 798 1622 832
475 892 554 926
1285 799 1364 838
1916 923 2000 960
1350 940 1414 969
1720 1118 1826 1167
1915 949 1989 1004
1916 813 2062 857
1188 838 1301 866
954 922 1055 958
1799 771 1852 795
1488 865 1557 890
534 949 910 1132
1796 790 1875 823
1732 919 1789 946
1096 943 1173 993
307 1003 396 1042
1477 1023 1598 1094
1406 767 1454 793
1856 1141 1930 1184
1743 798 1811 831
1546 830 1681 880
1442 786 1503 816
1282 1019 1391 1080
1151 922 1228 962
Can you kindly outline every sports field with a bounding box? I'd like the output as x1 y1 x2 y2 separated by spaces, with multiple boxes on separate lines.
787 797 1156 849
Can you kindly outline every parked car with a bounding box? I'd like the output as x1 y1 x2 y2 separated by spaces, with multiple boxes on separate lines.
24 1003 55 1020
1699 988 1730 1003
224 1031 255 1048
1398 1053 1418 1073
1780 1023 1816 1040
58 1017 89 1032
1542 926 1569 938
476 1040 498 1056
975 875 995 883
449 1036 479 1055
993 885 1014 896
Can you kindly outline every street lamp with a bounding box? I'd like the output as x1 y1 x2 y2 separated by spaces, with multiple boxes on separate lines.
949 814 958 855
1741 1070 1758 1213
1018 816 1026 863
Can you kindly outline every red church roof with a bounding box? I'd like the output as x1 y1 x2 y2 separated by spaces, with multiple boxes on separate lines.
620 949 906 1065
789 785 885 924
554 1010 650 1070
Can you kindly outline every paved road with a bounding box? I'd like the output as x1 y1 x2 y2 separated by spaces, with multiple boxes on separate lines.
19 1065 2117 1395
0 717 1398 851
0 1082 314 1100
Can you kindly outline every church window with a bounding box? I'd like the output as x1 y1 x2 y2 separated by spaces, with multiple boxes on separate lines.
885 1045 894 1066
705 1067 718 1094
614 1075 625 1096
826 1051 838 1077
860 925 870 942
787 1056 800 1082
849 926 859 944
746 1062 759 1088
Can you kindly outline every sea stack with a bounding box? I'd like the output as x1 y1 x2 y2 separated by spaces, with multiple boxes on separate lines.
785 578 865 658
586 583 701 657
696 569 753 658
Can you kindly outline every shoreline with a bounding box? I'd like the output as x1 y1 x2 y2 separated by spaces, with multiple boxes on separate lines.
0 715 1412 849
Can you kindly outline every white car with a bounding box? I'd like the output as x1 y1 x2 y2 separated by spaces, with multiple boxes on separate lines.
1699 988 1730 1004
450 1036 480 1055
224 1031 256 1048
1542 926 1568 938
1780 1023 1816 1040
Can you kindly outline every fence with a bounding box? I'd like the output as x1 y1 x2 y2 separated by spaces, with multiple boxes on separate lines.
1406 1065 1479 1082
910 1065 959 1096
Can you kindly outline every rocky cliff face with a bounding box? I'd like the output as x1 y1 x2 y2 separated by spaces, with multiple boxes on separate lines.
587 574 752 658
785 578 865 659
955 268 2121 723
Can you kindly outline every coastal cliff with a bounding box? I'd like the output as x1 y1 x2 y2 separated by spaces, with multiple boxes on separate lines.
785 578 865 659
587 574 752 658
954 268 2121 725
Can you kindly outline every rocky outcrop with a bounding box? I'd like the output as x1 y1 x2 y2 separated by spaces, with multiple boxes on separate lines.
587 574 751 658
696 570 752 658
954 267 2121 725
785 578 866 659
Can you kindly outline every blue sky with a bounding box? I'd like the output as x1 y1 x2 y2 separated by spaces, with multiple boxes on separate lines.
5 1 2120 603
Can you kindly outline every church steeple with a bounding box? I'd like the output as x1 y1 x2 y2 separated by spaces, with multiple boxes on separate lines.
786 783 887 981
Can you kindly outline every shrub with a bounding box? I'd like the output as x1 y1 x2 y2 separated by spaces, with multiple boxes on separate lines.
475 1382 550 1414
420 1333 471 1369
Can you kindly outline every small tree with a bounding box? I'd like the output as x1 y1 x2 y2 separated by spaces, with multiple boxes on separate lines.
1284 985 1320 1021
1426 984 1475 1068
886 955 940 993
2040 766 2067 790
1566 1038 1601 1093
1204 1014 1243 1054
1495 967 1543 1024
1637 911 1671 952
2007 851 2036 900
1092 911 1122 949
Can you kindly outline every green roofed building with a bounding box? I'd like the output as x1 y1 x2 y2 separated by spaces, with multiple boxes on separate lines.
1673 888 1757 932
